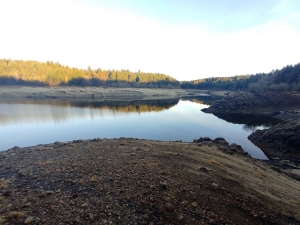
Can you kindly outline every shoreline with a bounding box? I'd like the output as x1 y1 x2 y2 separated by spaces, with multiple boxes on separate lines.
1 87 299 175
201 91 300 181
0 86 190 101
0 86 228 101
0 138 299 224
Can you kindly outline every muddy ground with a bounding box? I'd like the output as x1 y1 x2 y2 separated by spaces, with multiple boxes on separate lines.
0 138 300 225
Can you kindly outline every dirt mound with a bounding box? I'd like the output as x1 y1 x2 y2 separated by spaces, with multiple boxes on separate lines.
1 138 299 224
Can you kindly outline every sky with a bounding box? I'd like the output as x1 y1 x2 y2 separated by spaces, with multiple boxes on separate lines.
1 0 300 81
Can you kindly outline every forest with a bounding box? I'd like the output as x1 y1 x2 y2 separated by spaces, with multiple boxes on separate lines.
0 59 180 88
181 63 300 91
1 59 299 91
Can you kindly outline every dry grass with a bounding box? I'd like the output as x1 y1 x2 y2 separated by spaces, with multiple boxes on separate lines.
148 162 159 168
0 178 11 189
143 144 152 147
7 211 25 219
37 160 52 166
257 172 267 179
0 216 6 224
208 159 223 167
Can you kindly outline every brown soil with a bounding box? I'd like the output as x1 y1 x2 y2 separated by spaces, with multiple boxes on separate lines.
0 86 188 101
0 138 299 225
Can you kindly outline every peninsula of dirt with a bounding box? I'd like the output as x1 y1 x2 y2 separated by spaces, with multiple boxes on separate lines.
1 138 300 225
202 91 300 180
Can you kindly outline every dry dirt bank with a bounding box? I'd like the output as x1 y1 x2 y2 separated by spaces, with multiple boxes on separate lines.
0 138 299 225
201 91 300 181
0 86 189 101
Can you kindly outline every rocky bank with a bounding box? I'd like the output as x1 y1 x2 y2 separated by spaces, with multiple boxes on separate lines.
202 91 300 180
1 138 300 224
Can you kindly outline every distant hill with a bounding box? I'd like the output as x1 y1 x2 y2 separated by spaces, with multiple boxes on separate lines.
0 59 180 88
181 63 300 91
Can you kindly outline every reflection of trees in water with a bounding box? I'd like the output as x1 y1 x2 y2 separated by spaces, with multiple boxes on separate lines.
72 99 180 113
0 99 181 125
1 98 180 113
181 96 222 106
109 99 179 113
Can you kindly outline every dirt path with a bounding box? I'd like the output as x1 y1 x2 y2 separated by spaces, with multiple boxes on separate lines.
1 138 299 224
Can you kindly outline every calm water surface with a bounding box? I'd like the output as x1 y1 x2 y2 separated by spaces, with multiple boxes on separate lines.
0 98 270 159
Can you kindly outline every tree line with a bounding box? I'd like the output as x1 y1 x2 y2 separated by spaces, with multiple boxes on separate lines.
181 63 300 91
1 58 299 91
0 59 180 88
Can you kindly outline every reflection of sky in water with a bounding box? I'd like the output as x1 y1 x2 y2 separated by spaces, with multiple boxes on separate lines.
0 100 268 159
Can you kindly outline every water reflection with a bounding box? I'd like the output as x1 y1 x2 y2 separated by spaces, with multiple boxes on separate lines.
212 113 282 131
0 98 269 160
181 96 222 106
0 99 179 125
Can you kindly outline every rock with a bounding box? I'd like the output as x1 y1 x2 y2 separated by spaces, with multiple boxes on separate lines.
214 137 229 147
81 203 88 208
199 167 208 172
178 214 184 220
3 190 12 196
90 175 98 182
191 202 198 207
212 183 218 187
24 202 32 207
165 203 175 211
229 143 246 155
17 170 26 177
159 181 167 190
46 191 54 195
89 213 95 222
92 138 101 142
209 219 216 224
194 137 204 143
24 216 34 224
203 137 211 141
230 143 243 151
54 141 64 146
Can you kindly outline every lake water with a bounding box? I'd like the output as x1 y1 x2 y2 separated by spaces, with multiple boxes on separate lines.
0 97 271 159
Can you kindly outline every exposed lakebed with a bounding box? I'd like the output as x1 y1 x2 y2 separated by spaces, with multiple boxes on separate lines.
0 97 279 159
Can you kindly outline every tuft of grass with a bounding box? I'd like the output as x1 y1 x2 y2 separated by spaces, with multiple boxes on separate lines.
0 178 11 189
37 160 52 166
7 211 25 219
0 216 7 224
257 172 267 179
148 162 159 168
208 159 223 167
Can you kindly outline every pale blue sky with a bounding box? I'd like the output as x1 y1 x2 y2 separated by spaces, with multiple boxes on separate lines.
1 0 300 80
91 0 284 30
